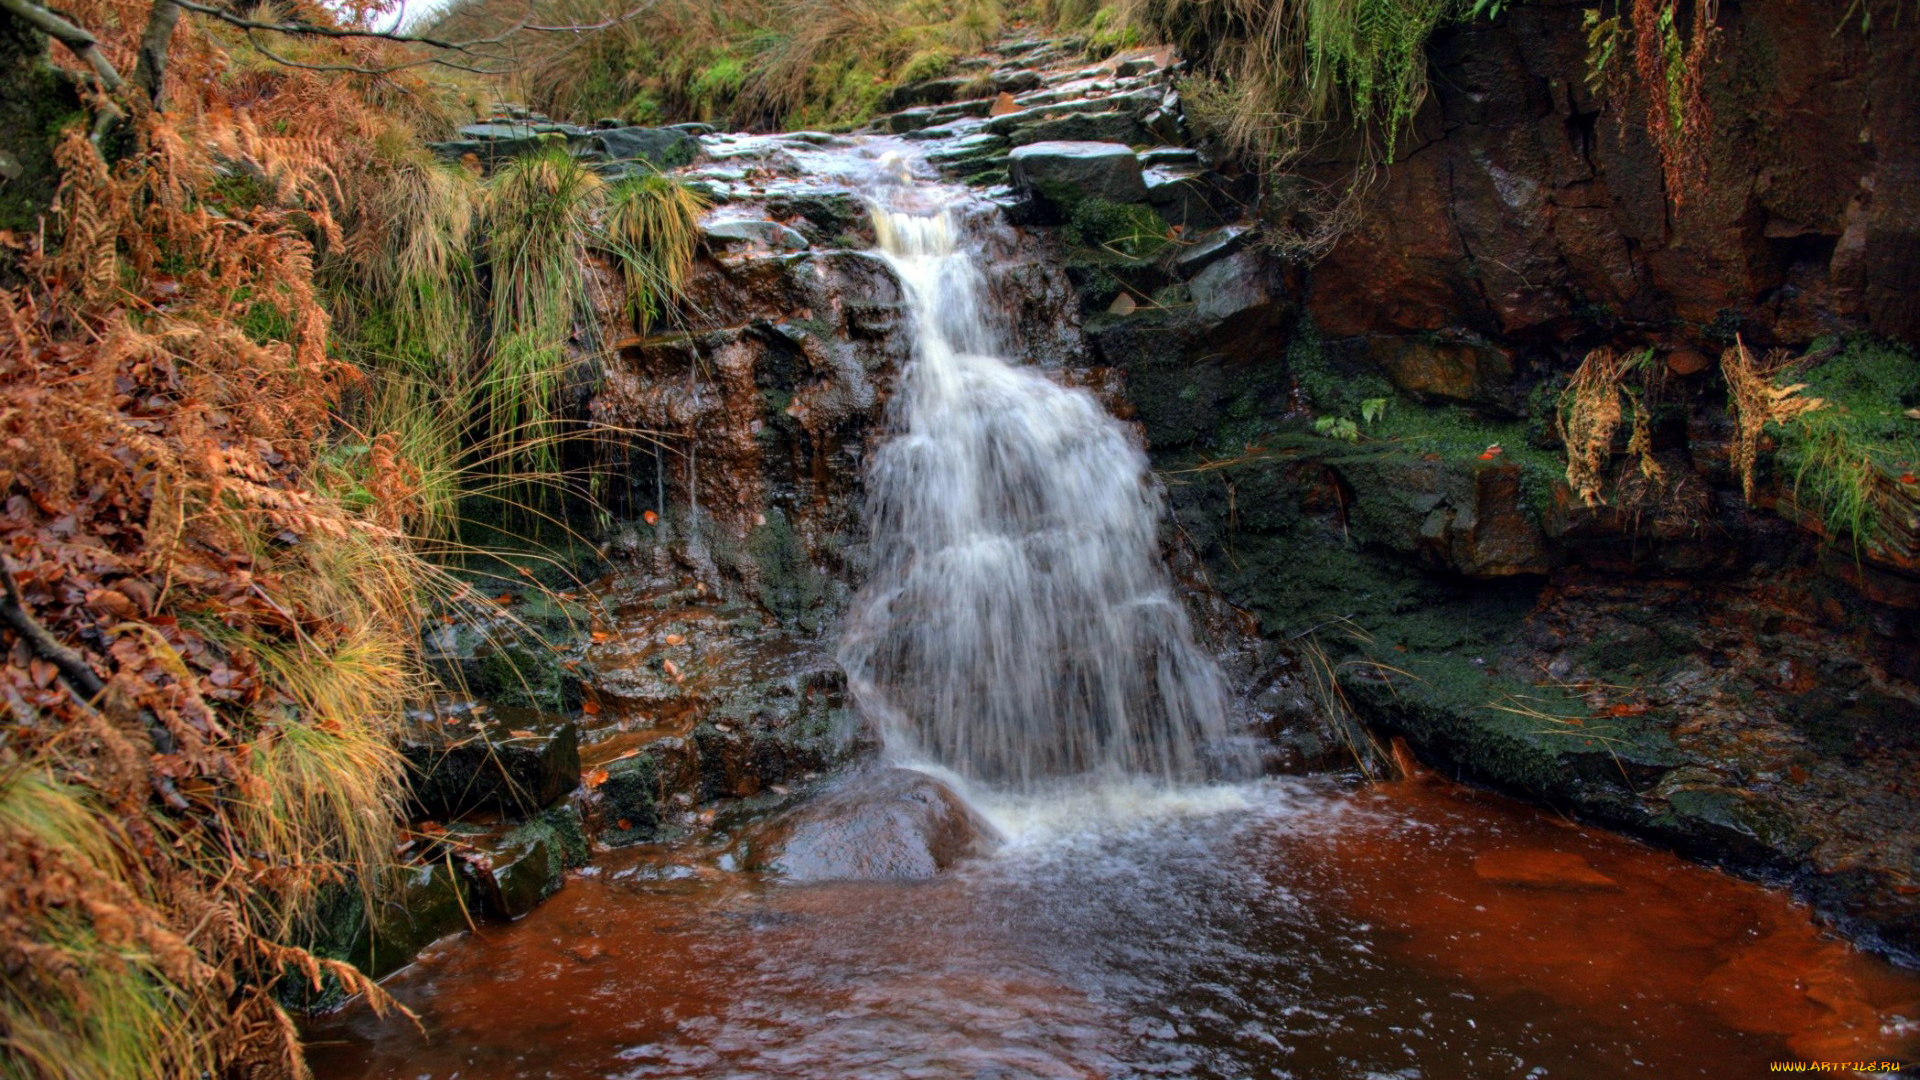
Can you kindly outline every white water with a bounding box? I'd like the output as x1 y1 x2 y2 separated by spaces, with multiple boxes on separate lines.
838 191 1243 793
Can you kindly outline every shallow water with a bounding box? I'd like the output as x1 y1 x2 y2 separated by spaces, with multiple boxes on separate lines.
307 774 1920 1079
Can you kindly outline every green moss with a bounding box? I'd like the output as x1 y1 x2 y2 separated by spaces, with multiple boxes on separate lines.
1066 199 1171 260
745 508 828 630
1289 321 1393 418
1367 402 1563 519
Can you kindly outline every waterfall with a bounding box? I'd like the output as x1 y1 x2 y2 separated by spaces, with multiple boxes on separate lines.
839 193 1241 792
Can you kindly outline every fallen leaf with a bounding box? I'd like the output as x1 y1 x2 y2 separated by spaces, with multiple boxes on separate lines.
617 818 632 830
582 699 601 716
663 658 682 682
643 510 659 526
1903 473 1918 484
516 566 535 579
664 633 685 646
1598 703 1650 717
494 593 515 605
590 630 611 643
584 767 609 788
1108 292 1137 315
989 91 1019 117
508 729 538 738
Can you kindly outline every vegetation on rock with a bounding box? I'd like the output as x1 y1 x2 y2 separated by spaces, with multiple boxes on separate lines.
0 0 703 1073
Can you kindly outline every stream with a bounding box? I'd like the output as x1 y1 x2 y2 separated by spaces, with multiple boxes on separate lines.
307 772 1920 1078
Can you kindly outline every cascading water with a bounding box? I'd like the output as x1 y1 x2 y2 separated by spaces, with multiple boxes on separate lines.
839 186 1242 792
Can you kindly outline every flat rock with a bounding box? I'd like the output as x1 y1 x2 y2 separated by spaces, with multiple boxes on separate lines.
587 126 699 170
1009 141 1146 208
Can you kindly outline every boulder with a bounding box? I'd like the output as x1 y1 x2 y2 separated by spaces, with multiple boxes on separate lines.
587 126 699 170
403 711 582 818
744 767 1000 881
1189 249 1274 323
1367 335 1515 405
1008 141 1147 213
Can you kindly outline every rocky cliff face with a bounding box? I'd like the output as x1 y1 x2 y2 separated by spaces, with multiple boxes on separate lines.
1306 0 1919 352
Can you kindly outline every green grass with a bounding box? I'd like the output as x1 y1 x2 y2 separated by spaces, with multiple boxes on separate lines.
600 172 709 333
1775 336 1920 549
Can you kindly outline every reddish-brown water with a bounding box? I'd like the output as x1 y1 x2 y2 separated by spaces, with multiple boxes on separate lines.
307 774 1920 1079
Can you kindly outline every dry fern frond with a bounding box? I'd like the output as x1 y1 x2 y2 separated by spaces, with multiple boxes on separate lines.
1722 335 1826 502
1558 347 1665 507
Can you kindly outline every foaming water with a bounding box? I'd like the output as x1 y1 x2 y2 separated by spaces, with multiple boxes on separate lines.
839 197 1241 792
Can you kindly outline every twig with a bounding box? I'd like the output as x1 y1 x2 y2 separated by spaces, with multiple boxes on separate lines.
0 0 125 89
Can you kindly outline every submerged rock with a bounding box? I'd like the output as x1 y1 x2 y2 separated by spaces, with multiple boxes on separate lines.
743 767 1000 881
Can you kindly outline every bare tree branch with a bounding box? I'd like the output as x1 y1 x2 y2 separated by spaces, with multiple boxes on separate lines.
172 0 661 55
0 0 125 89
243 27 517 76
133 0 183 103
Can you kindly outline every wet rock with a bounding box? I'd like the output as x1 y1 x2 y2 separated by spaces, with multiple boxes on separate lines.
1368 335 1515 405
743 767 999 881
587 126 699 170
1004 110 1152 148
297 862 471 999
596 748 669 846
1009 141 1146 215
702 218 812 253
451 824 563 920
881 76 974 112
403 711 582 818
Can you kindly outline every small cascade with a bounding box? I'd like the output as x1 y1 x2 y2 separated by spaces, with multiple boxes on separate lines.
839 184 1242 792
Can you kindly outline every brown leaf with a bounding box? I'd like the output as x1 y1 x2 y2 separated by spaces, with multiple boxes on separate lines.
663 633 685 646
989 91 1019 117
590 630 611 643
508 729 538 738
584 767 609 788
581 699 601 716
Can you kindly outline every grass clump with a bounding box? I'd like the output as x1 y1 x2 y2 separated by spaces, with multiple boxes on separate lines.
602 172 711 332
483 148 607 477
1766 337 1920 552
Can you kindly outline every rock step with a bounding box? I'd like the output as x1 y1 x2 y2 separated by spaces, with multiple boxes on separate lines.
402 708 582 818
